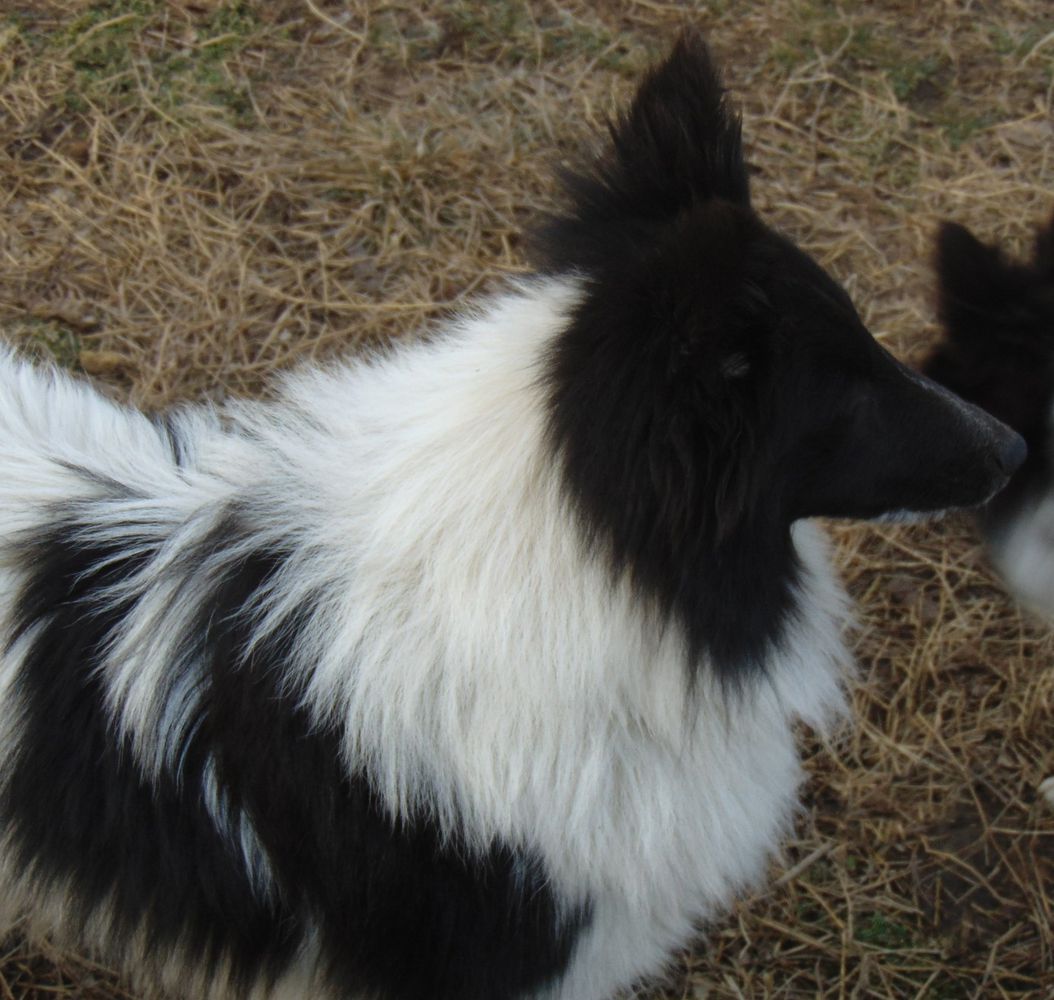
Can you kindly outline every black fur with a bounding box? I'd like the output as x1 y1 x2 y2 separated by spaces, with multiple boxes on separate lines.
3 500 295 990
542 201 805 679
198 520 588 1000
539 34 1025 682
534 33 749 274
924 215 1054 531
2 499 586 1000
0 34 1030 1000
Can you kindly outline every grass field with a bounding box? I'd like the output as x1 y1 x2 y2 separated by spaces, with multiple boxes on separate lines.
1 1 1053 997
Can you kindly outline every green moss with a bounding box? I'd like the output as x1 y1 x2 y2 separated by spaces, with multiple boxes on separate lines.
6 320 82 371
989 21 1054 59
887 54 945 104
62 0 153 107
197 1 259 62
937 108 999 149
52 0 261 124
855 913 915 949
205 78 255 125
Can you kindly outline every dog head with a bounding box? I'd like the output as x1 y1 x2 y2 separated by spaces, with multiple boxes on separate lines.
540 34 1024 535
537 34 1024 674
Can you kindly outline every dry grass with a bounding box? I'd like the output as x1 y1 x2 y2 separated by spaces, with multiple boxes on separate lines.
1 1 1052 997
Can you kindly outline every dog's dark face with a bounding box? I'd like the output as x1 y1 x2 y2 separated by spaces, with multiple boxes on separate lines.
539 34 1025 676
924 217 1054 449
751 224 1026 522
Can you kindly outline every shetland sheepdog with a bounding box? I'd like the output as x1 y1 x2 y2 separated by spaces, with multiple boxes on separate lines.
0 34 1023 1000
925 214 1054 616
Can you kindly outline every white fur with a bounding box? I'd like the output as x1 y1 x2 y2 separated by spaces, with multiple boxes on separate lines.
993 505 1054 618
990 407 1054 620
0 277 852 998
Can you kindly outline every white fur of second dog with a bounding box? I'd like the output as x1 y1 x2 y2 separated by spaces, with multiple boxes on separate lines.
989 436 1054 622
0 276 852 999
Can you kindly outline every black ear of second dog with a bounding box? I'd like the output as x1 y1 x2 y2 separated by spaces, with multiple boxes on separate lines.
925 217 1054 513
934 221 1014 342
929 217 1054 379
935 217 1054 350
533 32 750 273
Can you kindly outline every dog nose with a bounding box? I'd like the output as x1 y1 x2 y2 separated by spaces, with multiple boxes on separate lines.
995 430 1027 476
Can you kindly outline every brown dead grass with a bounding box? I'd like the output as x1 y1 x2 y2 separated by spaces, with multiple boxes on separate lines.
1 1 1052 998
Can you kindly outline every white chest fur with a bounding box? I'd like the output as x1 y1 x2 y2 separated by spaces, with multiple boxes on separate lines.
232 280 855 997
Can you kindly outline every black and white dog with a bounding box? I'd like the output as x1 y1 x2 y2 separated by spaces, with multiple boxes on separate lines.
925 214 1054 617
0 34 1025 1000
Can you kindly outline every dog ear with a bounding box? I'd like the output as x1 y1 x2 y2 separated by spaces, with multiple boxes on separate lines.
935 221 1011 339
602 31 749 213
533 33 748 272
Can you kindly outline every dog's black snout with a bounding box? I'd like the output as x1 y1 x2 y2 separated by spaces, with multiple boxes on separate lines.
995 429 1027 476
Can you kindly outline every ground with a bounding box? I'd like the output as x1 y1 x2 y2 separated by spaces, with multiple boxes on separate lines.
0 1 1052 997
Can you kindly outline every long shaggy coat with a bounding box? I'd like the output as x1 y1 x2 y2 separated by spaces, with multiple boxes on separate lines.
0 34 1023 1000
